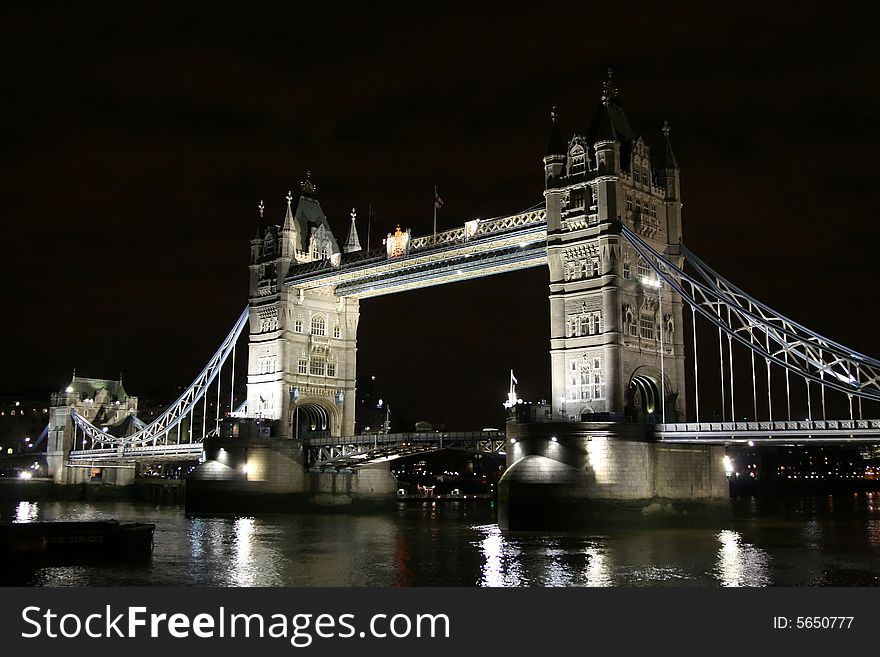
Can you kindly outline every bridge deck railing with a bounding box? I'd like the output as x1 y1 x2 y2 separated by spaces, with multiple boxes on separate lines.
407 209 545 253
69 443 204 461
658 420 880 434
305 431 504 447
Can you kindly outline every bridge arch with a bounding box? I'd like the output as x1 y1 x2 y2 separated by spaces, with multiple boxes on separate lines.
292 397 340 440
625 365 674 423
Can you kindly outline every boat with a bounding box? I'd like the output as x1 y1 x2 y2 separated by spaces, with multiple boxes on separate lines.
0 520 155 560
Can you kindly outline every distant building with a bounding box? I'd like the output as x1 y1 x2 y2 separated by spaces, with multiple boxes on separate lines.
0 393 50 455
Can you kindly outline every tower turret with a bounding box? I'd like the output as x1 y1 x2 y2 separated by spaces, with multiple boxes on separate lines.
587 70 634 176
658 120 683 245
343 208 362 253
544 106 566 188
543 107 568 232
250 200 265 265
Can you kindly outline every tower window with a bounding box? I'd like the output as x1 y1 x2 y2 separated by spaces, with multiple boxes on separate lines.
333 325 341 339
327 362 337 377
310 315 326 336
297 358 308 375
310 356 326 376
623 262 631 279
294 318 303 333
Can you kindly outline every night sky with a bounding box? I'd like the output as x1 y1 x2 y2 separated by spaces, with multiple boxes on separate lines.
1 3 877 429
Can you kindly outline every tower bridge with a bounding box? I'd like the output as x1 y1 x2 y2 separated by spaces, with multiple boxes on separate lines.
43 73 880 525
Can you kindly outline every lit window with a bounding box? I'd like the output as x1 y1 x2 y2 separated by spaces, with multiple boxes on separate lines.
311 315 326 336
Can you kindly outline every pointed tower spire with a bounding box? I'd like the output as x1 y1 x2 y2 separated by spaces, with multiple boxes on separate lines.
301 171 317 196
343 207 362 253
253 199 266 239
282 191 294 231
661 120 679 170
545 106 565 157
601 68 619 103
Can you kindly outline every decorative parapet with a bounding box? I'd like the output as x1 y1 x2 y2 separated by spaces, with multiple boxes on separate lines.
408 208 546 253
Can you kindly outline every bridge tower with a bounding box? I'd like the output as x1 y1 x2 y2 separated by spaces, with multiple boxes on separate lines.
46 375 138 484
545 73 686 423
246 175 360 440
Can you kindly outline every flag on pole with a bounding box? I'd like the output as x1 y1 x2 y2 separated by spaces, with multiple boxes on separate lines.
433 186 444 209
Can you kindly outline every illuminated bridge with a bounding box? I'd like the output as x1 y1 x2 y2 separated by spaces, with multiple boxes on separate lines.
47 78 880 493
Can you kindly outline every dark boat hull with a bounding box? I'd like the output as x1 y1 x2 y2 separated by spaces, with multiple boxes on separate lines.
0 520 155 560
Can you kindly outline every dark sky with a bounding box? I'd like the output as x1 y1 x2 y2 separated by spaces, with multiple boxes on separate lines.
1 3 878 428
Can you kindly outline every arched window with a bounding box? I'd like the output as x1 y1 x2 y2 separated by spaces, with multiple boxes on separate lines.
311 315 326 336
333 325 341 339
309 355 326 376
626 310 637 337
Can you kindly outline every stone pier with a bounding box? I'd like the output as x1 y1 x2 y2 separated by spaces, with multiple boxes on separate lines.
185 436 397 513
498 420 729 530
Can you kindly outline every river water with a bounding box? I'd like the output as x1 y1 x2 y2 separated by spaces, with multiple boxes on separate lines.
2 495 880 586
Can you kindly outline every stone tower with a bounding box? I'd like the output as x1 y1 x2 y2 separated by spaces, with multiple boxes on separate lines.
247 175 360 439
46 375 138 484
545 73 686 422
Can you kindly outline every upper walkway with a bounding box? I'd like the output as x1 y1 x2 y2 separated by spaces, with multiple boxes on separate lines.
283 208 547 298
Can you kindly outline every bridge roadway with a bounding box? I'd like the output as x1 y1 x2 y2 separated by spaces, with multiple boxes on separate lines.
305 431 507 469
68 443 204 466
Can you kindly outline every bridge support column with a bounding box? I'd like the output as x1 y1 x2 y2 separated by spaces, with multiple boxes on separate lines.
498 421 729 530
310 462 398 508
186 436 309 513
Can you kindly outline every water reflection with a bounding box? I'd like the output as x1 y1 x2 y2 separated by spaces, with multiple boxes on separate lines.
477 524 523 587
476 527 612 587
3 496 880 587
15 501 39 522
232 517 256 587
714 530 771 587
583 546 612 587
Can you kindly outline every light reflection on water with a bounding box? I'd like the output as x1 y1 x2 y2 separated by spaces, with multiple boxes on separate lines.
15 501 39 523
2 496 880 587
714 530 771 587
